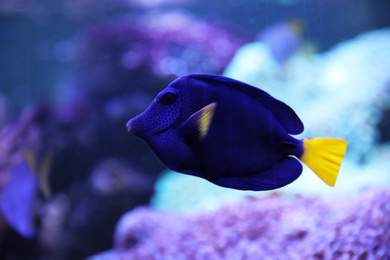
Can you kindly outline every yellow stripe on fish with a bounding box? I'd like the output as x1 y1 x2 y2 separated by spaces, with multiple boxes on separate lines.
198 103 217 141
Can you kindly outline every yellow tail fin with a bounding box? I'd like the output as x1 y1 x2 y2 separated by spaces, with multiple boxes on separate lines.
300 138 347 187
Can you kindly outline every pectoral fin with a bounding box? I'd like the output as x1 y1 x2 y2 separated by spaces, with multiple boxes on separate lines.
178 102 217 142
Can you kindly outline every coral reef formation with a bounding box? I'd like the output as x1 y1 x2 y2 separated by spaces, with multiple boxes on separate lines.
90 187 390 260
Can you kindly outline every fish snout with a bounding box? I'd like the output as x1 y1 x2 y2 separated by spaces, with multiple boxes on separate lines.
126 117 155 138
126 118 146 136
126 120 135 134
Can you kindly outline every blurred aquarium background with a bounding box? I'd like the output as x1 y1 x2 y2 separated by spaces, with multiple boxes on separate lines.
1 0 390 259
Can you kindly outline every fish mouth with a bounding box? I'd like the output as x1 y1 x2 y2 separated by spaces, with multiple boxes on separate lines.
126 121 156 138
126 121 135 134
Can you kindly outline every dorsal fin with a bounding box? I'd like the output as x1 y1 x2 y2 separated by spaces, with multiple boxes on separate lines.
189 74 304 135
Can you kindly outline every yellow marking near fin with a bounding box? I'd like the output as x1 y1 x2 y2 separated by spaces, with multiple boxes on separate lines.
198 103 217 141
24 148 38 172
38 152 52 198
24 148 53 198
300 138 347 187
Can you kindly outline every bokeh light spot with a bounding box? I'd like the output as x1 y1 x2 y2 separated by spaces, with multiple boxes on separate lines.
54 41 75 62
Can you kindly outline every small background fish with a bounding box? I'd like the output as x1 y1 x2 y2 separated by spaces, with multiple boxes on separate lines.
127 74 347 191
0 149 52 239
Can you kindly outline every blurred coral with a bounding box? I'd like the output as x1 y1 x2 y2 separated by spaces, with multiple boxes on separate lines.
70 11 247 96
39 158 155 260
89 187 390 260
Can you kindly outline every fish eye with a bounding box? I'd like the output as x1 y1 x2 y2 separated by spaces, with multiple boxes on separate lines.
160 92 177 106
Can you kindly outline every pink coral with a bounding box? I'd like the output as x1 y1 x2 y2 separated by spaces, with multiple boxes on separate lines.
92 188 390 259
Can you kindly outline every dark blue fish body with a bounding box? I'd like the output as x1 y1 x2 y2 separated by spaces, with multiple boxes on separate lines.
127 74 346 191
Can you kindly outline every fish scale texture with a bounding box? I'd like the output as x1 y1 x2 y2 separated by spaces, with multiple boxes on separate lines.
90 187 390 260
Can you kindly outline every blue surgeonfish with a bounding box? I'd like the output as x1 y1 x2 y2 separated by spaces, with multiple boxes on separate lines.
126 74 347 191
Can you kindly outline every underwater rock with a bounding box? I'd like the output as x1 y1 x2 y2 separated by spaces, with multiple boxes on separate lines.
89 187 390 260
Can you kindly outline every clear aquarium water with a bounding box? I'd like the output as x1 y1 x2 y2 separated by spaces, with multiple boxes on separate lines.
1 1 390 259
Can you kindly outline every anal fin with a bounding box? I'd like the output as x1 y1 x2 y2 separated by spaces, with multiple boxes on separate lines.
205 157 302 191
